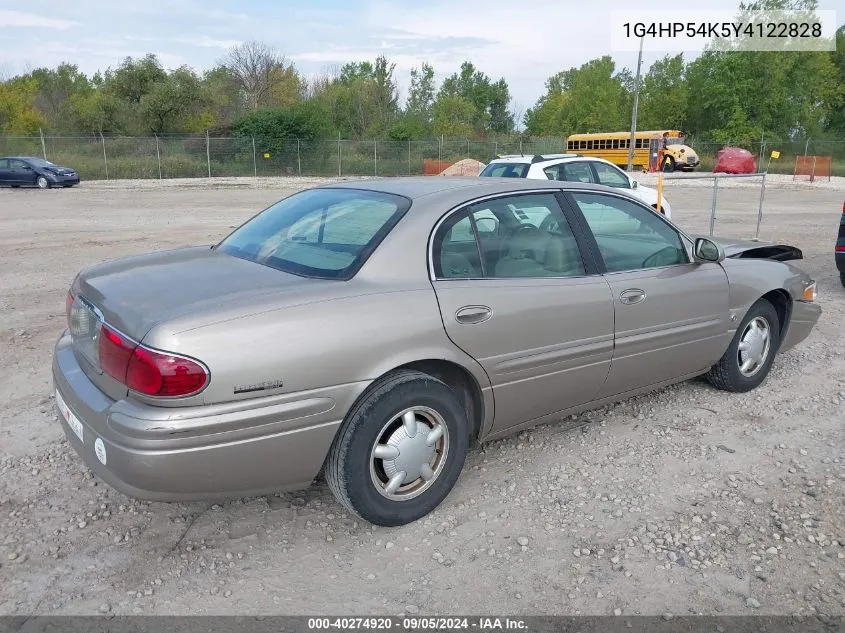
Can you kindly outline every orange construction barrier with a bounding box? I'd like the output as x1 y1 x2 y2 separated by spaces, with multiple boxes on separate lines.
423 160 452 175
793 155 832 182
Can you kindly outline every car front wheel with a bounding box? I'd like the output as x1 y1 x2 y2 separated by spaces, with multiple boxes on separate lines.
36 176 50 189
706 298 780 393
325 369 469 527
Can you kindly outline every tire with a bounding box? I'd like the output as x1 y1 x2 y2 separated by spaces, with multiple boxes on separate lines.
706 298 781 393
36 176 50 189
325 369 469 527
662 157 675 172
840 272 845 289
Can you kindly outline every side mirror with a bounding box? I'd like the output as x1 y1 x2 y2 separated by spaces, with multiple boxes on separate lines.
694 237 725 263
630 179 639 189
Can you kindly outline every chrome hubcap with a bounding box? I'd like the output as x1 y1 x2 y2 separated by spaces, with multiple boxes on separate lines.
737 316 771 377
369 406 449 501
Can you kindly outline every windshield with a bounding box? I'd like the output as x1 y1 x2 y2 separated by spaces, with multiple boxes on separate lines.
479 162 529 178
27 158 57 167
664 136 685 145
217 188 410 280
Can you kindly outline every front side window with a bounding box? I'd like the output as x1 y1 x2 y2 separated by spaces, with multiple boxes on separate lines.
592 162 631 189
571 192 688 273
478 162 529 178
217 188 410 279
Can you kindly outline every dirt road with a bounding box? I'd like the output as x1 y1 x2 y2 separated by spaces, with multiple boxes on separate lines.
0 175 843 616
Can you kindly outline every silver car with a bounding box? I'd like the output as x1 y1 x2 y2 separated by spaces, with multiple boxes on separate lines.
53 178 820 526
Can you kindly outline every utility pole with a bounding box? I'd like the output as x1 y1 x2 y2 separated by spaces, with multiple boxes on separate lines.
626 35 644 172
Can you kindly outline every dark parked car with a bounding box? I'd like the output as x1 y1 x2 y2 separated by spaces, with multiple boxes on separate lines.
837 200 845 287
0 156 80 188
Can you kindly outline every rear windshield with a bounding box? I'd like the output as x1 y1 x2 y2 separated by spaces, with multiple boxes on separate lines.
479 162 529 178
216 188 410 280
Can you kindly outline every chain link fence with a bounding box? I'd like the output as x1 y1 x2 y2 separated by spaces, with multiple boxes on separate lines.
0 134 842 181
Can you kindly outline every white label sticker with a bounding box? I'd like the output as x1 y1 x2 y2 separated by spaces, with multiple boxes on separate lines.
94 438 107 465
56 389 83 443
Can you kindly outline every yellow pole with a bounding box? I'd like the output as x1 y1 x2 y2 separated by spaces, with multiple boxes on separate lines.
655 170 663 214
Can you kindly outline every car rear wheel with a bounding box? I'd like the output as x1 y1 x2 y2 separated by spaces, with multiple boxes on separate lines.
325 369 469 526
36 176 50 189
840 272 845 288
706 298 780 393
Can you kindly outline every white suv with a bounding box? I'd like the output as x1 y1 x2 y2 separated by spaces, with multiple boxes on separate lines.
479 154 672 219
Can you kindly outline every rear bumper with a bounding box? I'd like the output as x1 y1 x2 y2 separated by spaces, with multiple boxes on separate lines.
52 330 353 501
780 300 821 353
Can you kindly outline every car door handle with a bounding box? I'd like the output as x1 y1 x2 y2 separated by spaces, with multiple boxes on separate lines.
455 305 492 324
619 288 646 305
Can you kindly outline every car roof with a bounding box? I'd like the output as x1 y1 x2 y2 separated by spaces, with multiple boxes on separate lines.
487 154 616 167
320 176 632 202
1 156 40 161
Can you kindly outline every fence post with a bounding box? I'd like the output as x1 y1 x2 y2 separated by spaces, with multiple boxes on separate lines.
754 172 767 240
438 135 442 165
374 140 378 176
519 138 523 155
39 128 47 160
494 140 498 157
297 138 302 176
804 138 809 156
338 138 342 177
155 134 162 179
100 132 109 180
251 136 257 177
758 131 764 169
709 176 719 236
408 139 412 175
205 130 211 178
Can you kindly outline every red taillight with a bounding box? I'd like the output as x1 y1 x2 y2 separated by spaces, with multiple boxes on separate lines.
98 325 135 383
836 245 845 253
127 346 208 397
97 324 208 397
65 291 74 329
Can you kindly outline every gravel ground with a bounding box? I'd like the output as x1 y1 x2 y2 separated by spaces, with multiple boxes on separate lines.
0 176 843 617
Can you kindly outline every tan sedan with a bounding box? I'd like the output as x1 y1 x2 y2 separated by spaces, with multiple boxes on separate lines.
53 178 820 526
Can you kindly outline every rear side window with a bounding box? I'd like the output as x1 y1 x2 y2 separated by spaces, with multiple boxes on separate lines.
479 163 529 178
217 188 410 280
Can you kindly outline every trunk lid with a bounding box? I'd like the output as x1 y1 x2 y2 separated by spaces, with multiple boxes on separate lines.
69 246 321 400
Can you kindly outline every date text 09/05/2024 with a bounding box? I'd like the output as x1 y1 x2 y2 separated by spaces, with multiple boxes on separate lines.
623 21 822 39
307 618 528 630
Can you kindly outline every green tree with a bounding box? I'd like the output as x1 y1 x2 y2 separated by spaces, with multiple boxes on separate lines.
437 62 513 134
636 54 687 131
524 56 629 136
27 63 92 133
0 77 45 134
405 63 435 131
432 94 475 136
139 66 203 133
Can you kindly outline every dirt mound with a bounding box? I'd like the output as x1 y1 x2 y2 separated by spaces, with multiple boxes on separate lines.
439 158 485 176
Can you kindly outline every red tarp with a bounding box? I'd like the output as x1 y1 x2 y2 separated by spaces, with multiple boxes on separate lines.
713 147 757 174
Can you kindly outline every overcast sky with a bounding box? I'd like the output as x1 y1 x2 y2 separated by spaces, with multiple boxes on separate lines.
1 0 842 115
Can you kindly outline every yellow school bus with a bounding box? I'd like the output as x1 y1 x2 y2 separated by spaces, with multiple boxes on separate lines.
565 130 700 172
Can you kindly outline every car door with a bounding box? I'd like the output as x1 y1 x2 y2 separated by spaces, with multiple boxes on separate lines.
589 161 634 192
9 159 35 185
430 191 614 433
565 191 731 399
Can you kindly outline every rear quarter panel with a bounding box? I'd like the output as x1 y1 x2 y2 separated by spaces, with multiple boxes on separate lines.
141 281 493 415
